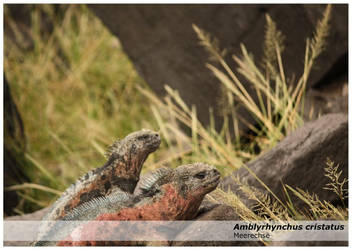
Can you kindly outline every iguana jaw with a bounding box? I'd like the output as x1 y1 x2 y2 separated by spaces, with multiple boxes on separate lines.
199 173 221 193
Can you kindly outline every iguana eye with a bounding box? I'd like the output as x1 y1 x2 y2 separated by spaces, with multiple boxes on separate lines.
136 135 149 141
194 172 206 179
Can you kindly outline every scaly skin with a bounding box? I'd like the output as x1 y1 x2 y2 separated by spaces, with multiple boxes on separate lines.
45 129 160 220
33 129 160 245
38 163 220 246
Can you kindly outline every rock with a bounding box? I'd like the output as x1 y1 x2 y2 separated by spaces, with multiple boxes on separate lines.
4 207 50 246
270 240 348 246
270 225 348 246
88 4 347 131
197 203 240 221
304 74 348 120
221 113 348 209
5 207 50 221
4 5 67 50
171 204 263 246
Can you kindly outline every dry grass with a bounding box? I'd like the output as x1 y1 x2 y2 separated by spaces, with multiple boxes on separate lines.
139 4 347 221
4 5 160 213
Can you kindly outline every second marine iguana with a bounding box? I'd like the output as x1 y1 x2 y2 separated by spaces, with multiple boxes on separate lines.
36 163 220 246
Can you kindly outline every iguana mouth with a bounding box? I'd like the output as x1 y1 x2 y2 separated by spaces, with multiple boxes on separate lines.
202 172 221 190
202 174 220 193
209 174 221 185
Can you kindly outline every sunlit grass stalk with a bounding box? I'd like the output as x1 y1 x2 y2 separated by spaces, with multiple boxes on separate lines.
323 158 348 208
17 192 48 207
5 183 62 196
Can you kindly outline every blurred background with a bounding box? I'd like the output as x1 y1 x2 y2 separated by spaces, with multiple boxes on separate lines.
4 5 163 215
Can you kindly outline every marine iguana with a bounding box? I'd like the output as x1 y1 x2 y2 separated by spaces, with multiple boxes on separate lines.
33 129 160 245
35 163 220 246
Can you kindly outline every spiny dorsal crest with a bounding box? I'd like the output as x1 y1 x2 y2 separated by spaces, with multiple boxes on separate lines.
104 139 122 159
134 167 172 196
34 192 131 245
64 192 131 221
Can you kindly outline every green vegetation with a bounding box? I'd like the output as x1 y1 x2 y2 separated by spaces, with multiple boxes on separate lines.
4 4 347 223
4 5 160 213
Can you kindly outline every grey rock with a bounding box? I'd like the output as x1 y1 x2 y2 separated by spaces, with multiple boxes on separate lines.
5 206 50 221
270 240 348 246
221 113 348 209
4 207 50 246
88 4 347 131
304 76 348 120
172 204 263 246
270 225 348 247
196 203 240 221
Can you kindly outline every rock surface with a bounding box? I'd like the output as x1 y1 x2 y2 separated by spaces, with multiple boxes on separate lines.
304 75 348 120
270 240 348 246
89 4 348 131
4 207 50 246
5 207 50 221
172 204 263 246
221 113 348 209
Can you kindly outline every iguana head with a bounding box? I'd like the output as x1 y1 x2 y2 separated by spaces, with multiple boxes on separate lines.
106 129 161 158
171 163 220 198
136 163 220 197
166 163 220 219
134 163 220 220
104 129 161 189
